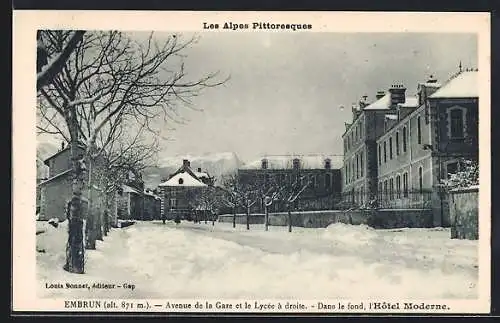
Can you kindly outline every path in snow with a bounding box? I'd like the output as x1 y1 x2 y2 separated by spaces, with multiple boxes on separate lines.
37 220 478 299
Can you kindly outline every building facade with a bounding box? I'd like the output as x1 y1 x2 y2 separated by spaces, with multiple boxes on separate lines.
341 85 412 207
238 155 343 212
341 69 479 226
158 159 214 220
37 144 105 221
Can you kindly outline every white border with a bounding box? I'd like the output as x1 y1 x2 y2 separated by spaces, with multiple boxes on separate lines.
12 10 491 314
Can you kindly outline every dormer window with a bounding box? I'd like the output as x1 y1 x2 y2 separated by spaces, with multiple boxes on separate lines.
178 178 184 185
292 158 300 170
324 158 331 169
261 158 268 170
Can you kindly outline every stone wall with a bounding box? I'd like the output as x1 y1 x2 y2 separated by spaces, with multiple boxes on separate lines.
449 186 478 240
218 208 433 229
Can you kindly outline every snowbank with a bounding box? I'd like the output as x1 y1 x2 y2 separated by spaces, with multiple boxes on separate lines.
36 221 478 299
322 223 378 246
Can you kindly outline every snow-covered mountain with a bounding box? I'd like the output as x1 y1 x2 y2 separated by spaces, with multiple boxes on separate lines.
143 152 243 189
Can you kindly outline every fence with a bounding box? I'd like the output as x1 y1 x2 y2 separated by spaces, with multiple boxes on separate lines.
338 190 433 210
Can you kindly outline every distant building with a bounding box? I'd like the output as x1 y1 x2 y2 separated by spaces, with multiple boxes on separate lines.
238 155 343 212
341 68 479 226
158 159 214 220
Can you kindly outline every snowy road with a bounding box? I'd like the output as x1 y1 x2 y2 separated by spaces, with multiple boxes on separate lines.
36 220 478 299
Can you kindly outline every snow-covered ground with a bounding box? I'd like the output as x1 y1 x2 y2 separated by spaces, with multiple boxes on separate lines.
36 220 478 299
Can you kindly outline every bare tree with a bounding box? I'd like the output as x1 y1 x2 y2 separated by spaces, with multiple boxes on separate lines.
36 30 228 274
220 175 241 228
37 30 86 91
281 176 310 233
221 174 259 230
261 181 286 231
87 124 159 249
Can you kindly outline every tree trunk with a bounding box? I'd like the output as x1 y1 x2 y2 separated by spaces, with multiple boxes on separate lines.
246 205 250 230
96 210 103 241
103 209 108 237
287 204 292 233
64 114 86 274
85 158 97 250
232 207 236 228
265 204 269 231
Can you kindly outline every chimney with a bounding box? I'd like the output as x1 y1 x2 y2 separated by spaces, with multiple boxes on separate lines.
197 167 202 172
376 91 385 100
182 159 190 168
418 75 440 105
388 84 406 107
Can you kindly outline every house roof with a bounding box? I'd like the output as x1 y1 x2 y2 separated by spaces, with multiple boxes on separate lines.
37 169 72 186
158 171 207 187
429 70 478 99
240 155 343 170
398 96 419 108
43 143 86 165
122 184 142 194
362 93 392 110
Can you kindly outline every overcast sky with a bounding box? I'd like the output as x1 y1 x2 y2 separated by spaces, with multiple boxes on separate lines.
148 32 477 163
37 32 477 163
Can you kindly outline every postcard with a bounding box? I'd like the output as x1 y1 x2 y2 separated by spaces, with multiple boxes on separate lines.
12 10 491 314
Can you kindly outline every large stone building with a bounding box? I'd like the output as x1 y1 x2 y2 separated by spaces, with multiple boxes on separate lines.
238 155 343 212
341 68 479 226
341 85 413 206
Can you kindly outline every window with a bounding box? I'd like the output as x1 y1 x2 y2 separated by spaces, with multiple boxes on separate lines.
170 198 177 209
417 116 422 144
356 154 359 179
389 178 394 200
378 144 382 165
389 137 393 160
360 152 364 177
403 126 407 152
383 180 388 199
178 178 184 185
261 159 268 169
383 141 387 163
418 167 423 193
345 166 348 185
293 158 300 170
355 126 358 142
396 131 400 155
449 108 465 138
447 162 459 179
325 173 331 188
378 182 383 199
352 160 355 182
403 172 409 197
396 175 401 199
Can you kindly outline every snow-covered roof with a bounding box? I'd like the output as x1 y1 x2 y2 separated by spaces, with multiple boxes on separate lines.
37 169 72 186
430 70 478 99
194 171 209 179
240 155 343 170
362 93 392 110
158 171 207 187
122 185 142 194
398 96 419 108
